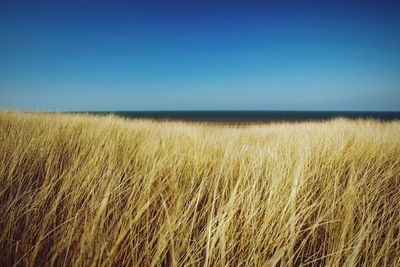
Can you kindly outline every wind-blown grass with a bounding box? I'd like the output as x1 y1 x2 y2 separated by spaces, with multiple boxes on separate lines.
0 111 400 266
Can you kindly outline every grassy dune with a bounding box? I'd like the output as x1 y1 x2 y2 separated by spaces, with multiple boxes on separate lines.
1 111 400 266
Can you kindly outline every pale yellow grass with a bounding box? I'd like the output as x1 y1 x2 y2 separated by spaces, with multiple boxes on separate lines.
1 111 400 266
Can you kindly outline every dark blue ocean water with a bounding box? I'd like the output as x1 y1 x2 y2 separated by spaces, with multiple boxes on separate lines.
86 111 400 122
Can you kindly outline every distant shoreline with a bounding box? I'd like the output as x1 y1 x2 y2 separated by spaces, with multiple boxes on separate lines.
66 111 400 123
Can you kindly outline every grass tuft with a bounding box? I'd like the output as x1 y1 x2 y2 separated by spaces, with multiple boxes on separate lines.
1 111 400 266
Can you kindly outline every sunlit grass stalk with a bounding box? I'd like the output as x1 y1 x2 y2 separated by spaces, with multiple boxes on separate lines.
0 111 399 266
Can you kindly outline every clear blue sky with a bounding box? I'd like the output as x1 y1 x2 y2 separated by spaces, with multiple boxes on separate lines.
1 0 399 111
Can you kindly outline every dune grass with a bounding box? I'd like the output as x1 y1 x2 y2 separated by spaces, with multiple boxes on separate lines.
0 111 400 266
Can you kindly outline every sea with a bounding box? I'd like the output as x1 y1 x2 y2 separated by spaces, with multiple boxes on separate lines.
84 111 400 123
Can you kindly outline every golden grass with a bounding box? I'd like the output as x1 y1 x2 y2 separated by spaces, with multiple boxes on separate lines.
1 111 400 266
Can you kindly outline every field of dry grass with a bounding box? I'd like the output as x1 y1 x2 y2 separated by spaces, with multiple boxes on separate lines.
1 111 400 266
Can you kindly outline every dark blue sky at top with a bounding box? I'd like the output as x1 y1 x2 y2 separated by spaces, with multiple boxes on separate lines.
0 0 399 111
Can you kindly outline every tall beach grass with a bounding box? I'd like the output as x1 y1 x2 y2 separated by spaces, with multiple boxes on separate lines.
1 111 400 266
